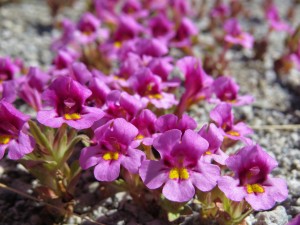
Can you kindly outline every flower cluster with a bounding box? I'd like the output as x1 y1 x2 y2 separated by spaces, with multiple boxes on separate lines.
0 0 291 224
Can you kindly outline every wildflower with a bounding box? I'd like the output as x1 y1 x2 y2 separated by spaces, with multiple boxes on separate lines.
210 76 254 106
224 19 254 49
218 145 288 210
131 109 157 146
80 118 145 181
139 129 220 202
0 101 34 160
176 56 213 116
155 113 197 133
37 76 104 129
103 90 145 121
198 123 228 165
19 67 50 111
128 68 178 109
75 12 107 44
172 17 198 47
265 4 293 33
210 103 253 144
51 18 75 51
148 13 175 41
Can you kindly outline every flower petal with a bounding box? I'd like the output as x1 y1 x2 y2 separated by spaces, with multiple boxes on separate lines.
121 147 145 174
94 159 121 182
139 160 168 189
153 129 182 157
162 179 195 202
218 176 247 201
191 161 220 192
79 146 102 169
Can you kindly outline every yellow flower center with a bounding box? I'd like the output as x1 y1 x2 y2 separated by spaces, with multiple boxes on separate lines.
102 152 119 161
205 151 212 155
0 135 11 145
227 130 240 136
246 184 265 194
169 167 189 180
114 41 122 49
148 94 163 99
135 134 144 140
64 113 81 120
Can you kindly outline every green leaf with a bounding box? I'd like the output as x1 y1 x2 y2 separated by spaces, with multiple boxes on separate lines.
168 212 181 222
28 120 53 154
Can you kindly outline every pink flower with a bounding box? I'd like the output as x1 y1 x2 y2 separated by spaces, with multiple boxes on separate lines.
209 76 254 106
0 101 34 160
224 19 254 49
155 113 197 133
80 118 145 181
198 123 228 165
19 67 50 111
266 4 293 33
176 56 213 116
210 103 253 144
139 129 220 202
37 76 104 129
218 145 288 210
128 68 178 109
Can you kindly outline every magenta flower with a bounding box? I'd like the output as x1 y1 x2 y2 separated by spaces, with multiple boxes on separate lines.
172 17 198 47
171 0 192 17
0 101 34 160
224 19 254 49
148 57 174 82
198 123 228 165
121 0 148 18
134 38 168 58
1 81 16 103
51 49 79 77
80 118 145 181
210 76 254 106
210 3 230 19
75 12 105 44
148 13 175 41
266 4 293 33
19 67 50 111
0 57 20 93
210 103 253 144
176 56 213 116
287 214 300 225
51 18 75 51
37 76 104 129
104 90 145 121
114 15 143 42
155 113 197 133
128 68 178 109
88 77 111 107
139 129 220 202
218 145 288 210
131 109 157 146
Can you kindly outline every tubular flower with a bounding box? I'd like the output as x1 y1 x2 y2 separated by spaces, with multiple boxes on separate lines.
218 145 288 210
176 56 213 116
37 76 104 129
0 101 34 160
210 103 253 144
139 129 220 202
224 19 254 49
265 4 293 33
210 76 254 106
155 113 197 133
198 123 228 165
79 118 145 181
128 68 178 109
